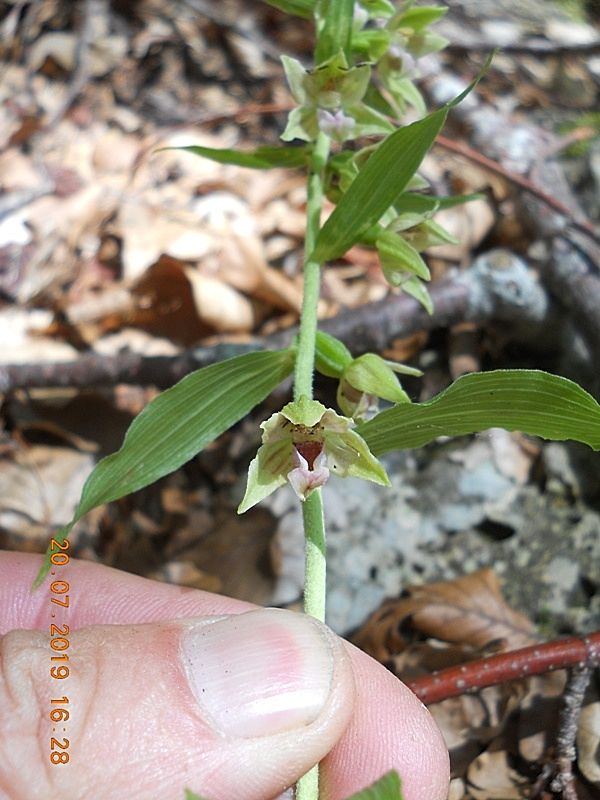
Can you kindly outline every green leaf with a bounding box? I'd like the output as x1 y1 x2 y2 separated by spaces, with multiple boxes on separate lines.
349 103 395 137
357 370 600 456
167 144 308 170
315 0 355 62
33 350 295 588
263 0 315 18
345 769 404 800
184 791 209 800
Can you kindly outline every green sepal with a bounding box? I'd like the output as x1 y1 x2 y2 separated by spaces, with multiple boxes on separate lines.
329 428 391 486
238 437 291 513
391 211 434 232
377 229 431 285
407 30 449 57
281 106 319 142
281 395 328 426
404 219 459 250
401 276 434 314
348 103 395 137
404 174 430 192
315 331 353 377
386 76 427 115
281 54 310 104
385 360 423 377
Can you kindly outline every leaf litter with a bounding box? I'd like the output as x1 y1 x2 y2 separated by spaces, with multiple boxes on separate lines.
1 0 600 796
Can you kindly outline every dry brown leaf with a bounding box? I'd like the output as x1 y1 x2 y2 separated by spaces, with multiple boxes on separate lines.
516 671 565 762
0 446 94 547
428 199 496 262
150 560 222 593
577 701 600 785
218 234 303 313
185 267 255 333
467 748 528 799
130 255 212 344
354 568 537 662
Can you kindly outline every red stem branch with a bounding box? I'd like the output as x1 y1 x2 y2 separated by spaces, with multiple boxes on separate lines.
405 630 600 705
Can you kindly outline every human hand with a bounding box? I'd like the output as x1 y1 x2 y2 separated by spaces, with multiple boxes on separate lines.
0 551 448 800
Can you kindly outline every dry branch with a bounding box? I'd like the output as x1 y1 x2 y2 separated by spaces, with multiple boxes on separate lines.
0 252 559 392
405 630 600 705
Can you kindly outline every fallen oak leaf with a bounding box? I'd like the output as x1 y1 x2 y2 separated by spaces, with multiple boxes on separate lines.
354 568 537 662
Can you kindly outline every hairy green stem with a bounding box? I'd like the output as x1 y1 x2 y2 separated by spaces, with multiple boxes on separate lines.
295 132 330 800
293 131 330 401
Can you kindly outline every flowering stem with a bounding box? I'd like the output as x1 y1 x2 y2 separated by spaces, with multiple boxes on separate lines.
295 132 330 800
294 131 331 401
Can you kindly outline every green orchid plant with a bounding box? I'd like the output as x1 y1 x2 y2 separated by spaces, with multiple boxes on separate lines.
33 1 600 799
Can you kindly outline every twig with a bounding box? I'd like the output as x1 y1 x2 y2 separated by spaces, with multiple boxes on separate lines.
546 239 600 385
435 134 599 242
45 0 108 127
0 252 563 393
405 630 600 705
551 666 593 800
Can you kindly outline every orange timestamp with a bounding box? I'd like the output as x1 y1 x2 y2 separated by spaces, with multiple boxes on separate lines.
48 537 71 765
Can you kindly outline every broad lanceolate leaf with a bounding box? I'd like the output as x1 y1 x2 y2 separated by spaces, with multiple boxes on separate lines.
184 791 209 800
357 370 600 456
33 350 295 588
169 144 308 170
311 106 448 263
263 0 315 17
345 769 404 800
315 0 355 62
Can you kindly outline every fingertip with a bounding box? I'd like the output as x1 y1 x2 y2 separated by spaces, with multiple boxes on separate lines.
321 643 449 800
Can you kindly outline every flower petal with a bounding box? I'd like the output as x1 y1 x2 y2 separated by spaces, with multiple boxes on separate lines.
287 449 330 501
325 429 391 486
237 439 292 513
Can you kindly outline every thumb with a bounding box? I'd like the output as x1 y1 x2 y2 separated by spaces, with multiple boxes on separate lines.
1 608 355 800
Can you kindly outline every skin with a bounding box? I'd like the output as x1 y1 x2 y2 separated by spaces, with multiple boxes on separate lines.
0 551 449 800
